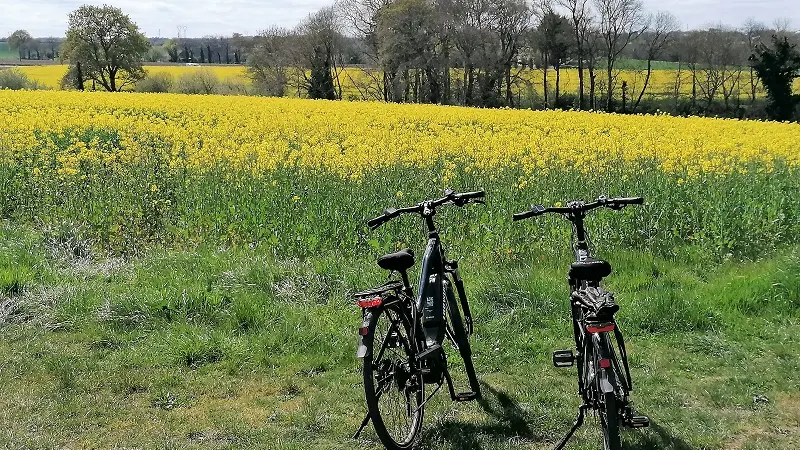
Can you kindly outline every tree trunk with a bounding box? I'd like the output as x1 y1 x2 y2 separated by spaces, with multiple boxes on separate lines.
606 55 614 112
414 70 420 103
589 67 596 109
575 31 584 109
466 64 474 106
506 64 513 107
76 62 84 91
542 53 549 108
555 65 561 107
633 58 653 113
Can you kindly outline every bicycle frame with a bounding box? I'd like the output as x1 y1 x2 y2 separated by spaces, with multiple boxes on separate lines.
567 221 634 402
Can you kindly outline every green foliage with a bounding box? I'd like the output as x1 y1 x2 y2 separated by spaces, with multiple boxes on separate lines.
173 69 219 94
134 72 174 93
307 45 336 100
61 5 150 92
0 69 43 90
750 35 800 121
7 30 32 53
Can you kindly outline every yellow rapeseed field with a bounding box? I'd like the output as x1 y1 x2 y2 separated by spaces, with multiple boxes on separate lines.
1 89 798 256
20 64 800 101
18 65 247 89
1 90 798 179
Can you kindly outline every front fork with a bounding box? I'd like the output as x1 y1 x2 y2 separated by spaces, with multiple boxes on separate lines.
444 259 474 335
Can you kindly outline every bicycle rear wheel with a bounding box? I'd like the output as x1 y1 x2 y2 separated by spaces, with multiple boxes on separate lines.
363 306 424 450
600 391 621 450
595 335 622 450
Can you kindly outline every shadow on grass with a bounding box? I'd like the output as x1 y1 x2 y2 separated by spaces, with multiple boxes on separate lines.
625 421 695 450
417 381 547 450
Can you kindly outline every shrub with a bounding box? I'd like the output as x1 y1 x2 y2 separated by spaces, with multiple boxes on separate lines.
0 69 42 90
174 69 219 95
135 72 174 93
217 77 252 96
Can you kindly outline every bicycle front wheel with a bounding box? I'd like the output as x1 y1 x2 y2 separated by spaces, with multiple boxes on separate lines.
363 306 424 450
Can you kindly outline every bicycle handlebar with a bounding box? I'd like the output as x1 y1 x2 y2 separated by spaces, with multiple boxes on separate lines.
513 196 643 222
367 190 486 230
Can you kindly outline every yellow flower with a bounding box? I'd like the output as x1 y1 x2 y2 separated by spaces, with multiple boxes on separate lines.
292 195 301 203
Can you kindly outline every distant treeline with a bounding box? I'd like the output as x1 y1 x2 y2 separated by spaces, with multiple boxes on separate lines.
4 0 800 120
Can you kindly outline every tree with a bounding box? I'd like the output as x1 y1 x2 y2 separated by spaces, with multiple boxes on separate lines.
376 0 440 103
62 5 150 92
8 30 33 60
632 11 678 112
557 0 593 109
750 35 800 121
594 0 645 111
696 26 743 111
164 39 180 62
247 27 294 96
743 18 767 103
535 7 572 107
300 7 341 100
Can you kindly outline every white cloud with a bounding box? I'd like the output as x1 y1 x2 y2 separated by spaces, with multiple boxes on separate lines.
1 0 798 38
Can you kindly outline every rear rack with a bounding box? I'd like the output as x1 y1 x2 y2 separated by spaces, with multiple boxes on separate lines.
352 280 404 299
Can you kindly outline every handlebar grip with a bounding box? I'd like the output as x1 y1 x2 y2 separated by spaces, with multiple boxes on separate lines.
513 205 546 221
512 211 534 221
367 215 390 230
460 191 486 200
614 197 644 205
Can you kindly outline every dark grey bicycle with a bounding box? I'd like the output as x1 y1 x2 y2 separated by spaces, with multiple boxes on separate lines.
352 190 484 450
514 195 650 450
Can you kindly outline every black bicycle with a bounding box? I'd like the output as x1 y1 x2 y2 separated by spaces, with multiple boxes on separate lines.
352 190 484 449
514 195 650 450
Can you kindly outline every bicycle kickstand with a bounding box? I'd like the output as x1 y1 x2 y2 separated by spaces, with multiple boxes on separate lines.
352 412 370 439
554 404 588 450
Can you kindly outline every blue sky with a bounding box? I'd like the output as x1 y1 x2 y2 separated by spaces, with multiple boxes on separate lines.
1 0 798 38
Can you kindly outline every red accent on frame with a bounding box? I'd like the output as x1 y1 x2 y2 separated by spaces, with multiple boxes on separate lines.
599 359 612 369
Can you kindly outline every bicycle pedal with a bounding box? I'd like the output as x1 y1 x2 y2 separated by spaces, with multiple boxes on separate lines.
553 350 575 368
416 344 442 361
454 392 479 402
628 415 650 428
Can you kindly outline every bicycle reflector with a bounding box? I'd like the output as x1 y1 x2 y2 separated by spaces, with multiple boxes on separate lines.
586 323 615 333
357 296 383 308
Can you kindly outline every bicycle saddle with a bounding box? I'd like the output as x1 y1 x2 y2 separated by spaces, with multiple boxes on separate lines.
569 258 612 281
377 249 415 272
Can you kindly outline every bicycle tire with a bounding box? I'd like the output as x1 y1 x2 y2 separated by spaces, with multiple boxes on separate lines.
600 391 622 450
363 306 424 450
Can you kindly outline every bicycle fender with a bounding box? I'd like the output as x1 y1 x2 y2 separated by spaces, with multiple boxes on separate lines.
598 368 616 394
356 309 374 359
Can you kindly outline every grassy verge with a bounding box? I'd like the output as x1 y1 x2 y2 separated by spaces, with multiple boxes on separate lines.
1 223 798 449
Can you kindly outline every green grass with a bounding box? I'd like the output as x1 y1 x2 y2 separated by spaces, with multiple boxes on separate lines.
615 59 684 71
1 223 799 449
0 41 17 59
